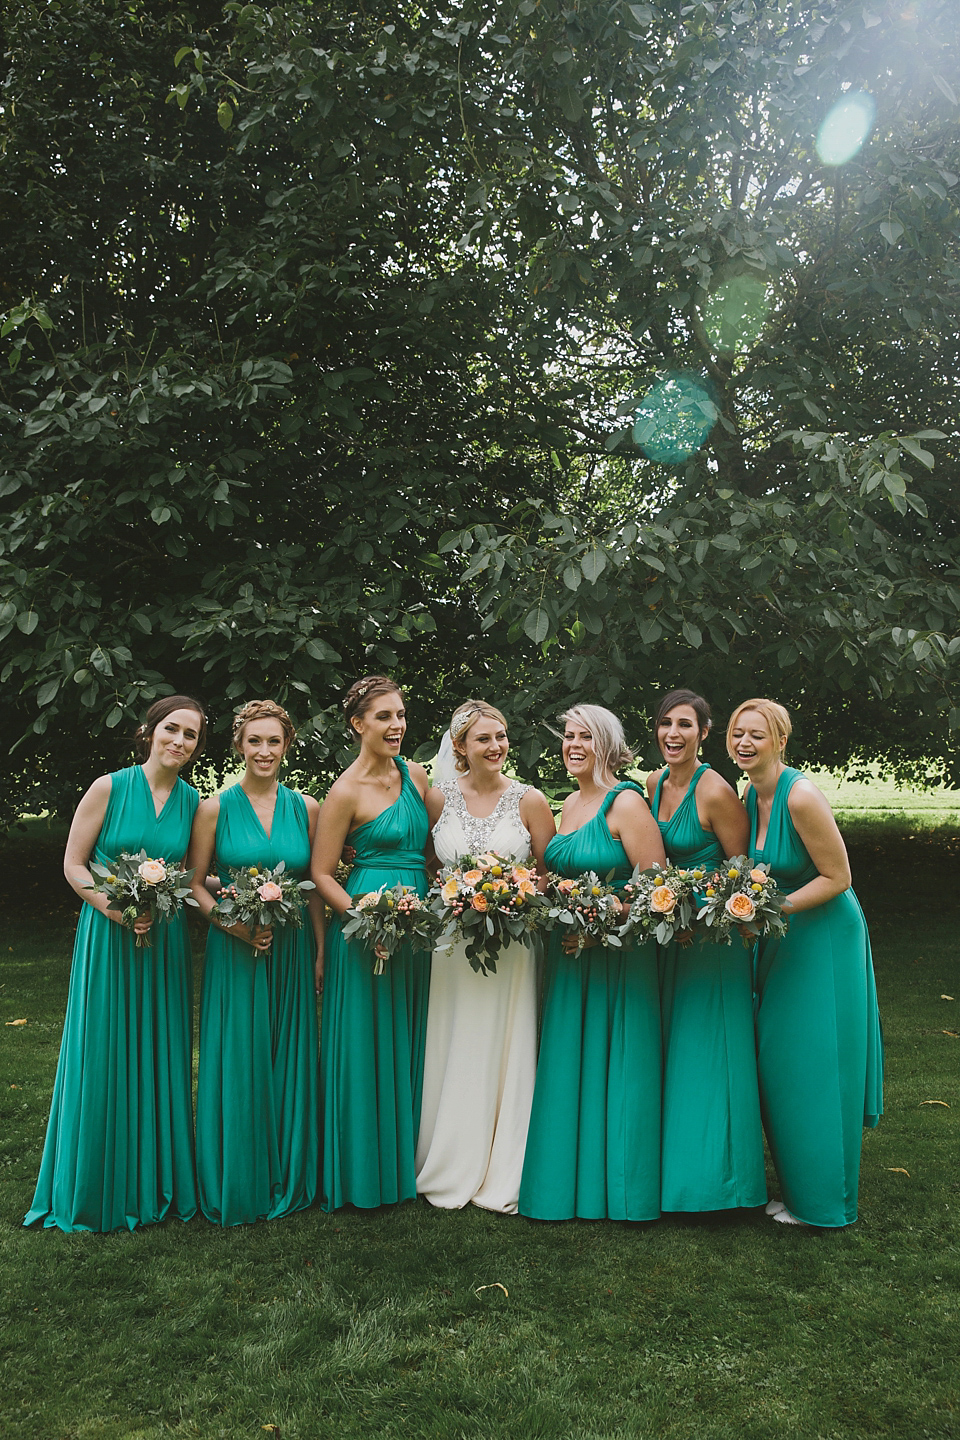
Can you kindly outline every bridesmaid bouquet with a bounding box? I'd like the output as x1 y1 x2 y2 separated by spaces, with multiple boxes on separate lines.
88 850 199 948
213 861 315 950
429 853 549 975
697 856 788 946
621 862 699 947
342 884 439 975
544 871 625 955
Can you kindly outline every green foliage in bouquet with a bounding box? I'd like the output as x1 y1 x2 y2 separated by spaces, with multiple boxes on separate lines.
342 884 439 976
87 849 198 948
698 856 788 947
545 871 624 955
213 861 315 946
622 863 699 947
429 854 550 976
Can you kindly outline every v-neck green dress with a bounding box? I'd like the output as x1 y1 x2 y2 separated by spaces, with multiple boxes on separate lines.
653 765 766 1212
196 782 319 1226
25 766 199 1232
518 783 661 1221
748 768 883 1227
321 757 430 1211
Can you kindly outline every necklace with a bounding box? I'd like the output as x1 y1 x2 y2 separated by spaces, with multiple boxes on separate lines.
373 767 397 792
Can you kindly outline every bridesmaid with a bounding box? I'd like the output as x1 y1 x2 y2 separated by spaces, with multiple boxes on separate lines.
647 689 766 1214
312 675 432 1212
518 704 666 1222
189 699 322 1226
25 696 205 1232
416 701 556 1213
728 698 883 1227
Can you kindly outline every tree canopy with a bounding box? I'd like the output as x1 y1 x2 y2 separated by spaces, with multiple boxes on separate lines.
2 0 959 820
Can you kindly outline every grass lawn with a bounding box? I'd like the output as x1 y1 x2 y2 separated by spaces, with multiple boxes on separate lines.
1 817 958 1439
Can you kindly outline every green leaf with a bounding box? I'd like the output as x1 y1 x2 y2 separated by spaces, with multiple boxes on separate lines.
17 610 39 635
682 620 702 649
880 220 903 245
37 679 60 707
523 606 551 644
217 101 233 131
580 549 607 583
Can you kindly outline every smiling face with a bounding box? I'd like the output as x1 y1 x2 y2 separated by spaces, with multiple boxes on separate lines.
149 708 203 772
657 703 707 768
458 715 509 775
562 720 596 779
237 719 289 781
728 709 784 772
352 691 406 758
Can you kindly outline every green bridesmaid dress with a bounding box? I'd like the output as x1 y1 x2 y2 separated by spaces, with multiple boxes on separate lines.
321 757 430 1211
196 782 319 1225
518 782 661 1221
748 768 883 1227
25 766 199 1232
654 764 766 1212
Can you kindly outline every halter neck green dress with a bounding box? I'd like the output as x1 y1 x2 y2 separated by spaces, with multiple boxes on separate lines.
25 766 199 1232
196 782 318 1226
748 768 883 1227
518 783 661 1221
653 764 766 1212
321 757 430 1211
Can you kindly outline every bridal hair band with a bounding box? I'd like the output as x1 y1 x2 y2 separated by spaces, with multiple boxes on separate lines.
450 704 485 741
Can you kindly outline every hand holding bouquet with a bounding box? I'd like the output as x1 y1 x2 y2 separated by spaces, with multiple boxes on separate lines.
622 862 699 946
545 871 625 955
87 850 199 948
697 856 788 947
429 852 549 975
213 861 315 952
342 884 439 975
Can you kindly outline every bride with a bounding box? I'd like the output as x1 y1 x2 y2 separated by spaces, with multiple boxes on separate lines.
416 700 556 1213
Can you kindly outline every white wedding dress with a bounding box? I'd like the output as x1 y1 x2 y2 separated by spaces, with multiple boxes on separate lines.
415 780 539 1213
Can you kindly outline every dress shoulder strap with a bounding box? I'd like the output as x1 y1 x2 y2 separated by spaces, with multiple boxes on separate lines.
599 779 643 817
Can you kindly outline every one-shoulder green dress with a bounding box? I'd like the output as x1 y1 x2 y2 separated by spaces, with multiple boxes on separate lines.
196 782 319 1226
654 764 766 1212
748 768 883 1227
321 757 430 1211
25 766 199 1232
518 783 661 1221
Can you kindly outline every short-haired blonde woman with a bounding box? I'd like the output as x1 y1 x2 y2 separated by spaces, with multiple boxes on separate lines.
189 700 323 1226
416 701 555 1213
518 704 666 1221
311 676 432 1212
728 698 883 1227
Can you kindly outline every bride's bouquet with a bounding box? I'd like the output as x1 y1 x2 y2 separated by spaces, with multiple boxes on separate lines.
697 856 788 947
87 850 199 948
213 861 315 951
544 871 625 955
620 862 699 947
342 884 439 975
429 852 549 975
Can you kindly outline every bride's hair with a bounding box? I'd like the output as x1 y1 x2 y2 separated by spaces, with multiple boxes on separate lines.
560 704 634 790
342 675 404 742
450 700 507 773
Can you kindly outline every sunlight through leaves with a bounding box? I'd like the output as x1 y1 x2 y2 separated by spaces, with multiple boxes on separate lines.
816 92 876 166
703 276 772 354
631 375 718 464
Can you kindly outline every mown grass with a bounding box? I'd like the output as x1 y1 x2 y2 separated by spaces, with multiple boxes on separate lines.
1 821 958 1440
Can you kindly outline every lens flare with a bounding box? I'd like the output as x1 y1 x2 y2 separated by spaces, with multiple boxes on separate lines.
703 276 771 354
816 92 876 167
631 375 718 464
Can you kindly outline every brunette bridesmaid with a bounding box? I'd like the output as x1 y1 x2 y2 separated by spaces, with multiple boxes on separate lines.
25 697 205 1231
312 676 431 1211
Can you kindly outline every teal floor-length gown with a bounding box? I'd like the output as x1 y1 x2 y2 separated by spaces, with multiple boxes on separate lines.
518 782 661 1221
25 766 199 1232
748 768 883 1227
196 783 319 1226
653 764 766 1212
321 757 430 1211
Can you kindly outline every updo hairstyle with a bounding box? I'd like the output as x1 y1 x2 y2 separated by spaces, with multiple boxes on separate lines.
342 675 404 742
232 699 296 754
134 695 207 767
560 703 634 790
725 697 792 759
450 700 508 773
654 688 713 738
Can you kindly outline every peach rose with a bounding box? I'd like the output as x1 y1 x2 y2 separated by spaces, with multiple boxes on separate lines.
749 868 767 884
471 894 488 912
463 869 483 886
257 881 283 903
725 892 756 922
441 877 460 903
517 879 536 897
650 885 677 915
511 866 534 884
138 859 167 885
557 878 575 894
